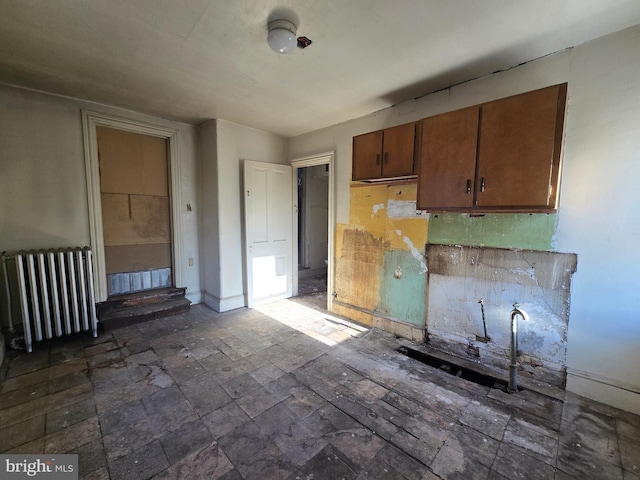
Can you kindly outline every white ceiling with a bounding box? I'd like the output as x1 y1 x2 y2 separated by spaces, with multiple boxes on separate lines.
2 1 640 137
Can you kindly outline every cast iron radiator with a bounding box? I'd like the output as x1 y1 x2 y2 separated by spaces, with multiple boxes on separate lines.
2 247 98 352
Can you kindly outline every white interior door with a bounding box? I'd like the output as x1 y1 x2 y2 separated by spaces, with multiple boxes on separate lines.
244 160 293 307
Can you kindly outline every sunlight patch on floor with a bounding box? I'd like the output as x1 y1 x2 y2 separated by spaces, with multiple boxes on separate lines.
255 298 369 346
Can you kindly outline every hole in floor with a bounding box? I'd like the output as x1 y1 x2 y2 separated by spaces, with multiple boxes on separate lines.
397 346 522 393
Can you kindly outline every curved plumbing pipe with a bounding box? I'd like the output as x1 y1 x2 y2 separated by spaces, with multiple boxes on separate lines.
508 303 529 393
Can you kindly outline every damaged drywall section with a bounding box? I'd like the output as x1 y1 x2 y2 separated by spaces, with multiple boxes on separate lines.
332 183 428 340
378 249 425 326
428 213 558 251
334 228 387 313
425 244 577 388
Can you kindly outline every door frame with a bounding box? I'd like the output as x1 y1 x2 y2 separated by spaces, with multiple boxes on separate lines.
291 152 335 311
82 111 184 302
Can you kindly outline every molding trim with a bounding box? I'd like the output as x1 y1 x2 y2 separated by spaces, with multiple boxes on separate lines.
81 111 184 302
186 290 203 305
566 367 640 395
203 292 220 311
567 369 640 415
331 300 424 342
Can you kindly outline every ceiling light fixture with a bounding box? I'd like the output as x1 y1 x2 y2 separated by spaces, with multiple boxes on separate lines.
267 19 297 54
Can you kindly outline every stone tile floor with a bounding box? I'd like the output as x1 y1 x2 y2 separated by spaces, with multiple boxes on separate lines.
0 297 639 479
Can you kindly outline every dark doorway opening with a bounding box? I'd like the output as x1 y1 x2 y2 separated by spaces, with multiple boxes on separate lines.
296 165 328 308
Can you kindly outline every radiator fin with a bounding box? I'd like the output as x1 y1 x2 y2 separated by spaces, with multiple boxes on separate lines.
3 247 99 352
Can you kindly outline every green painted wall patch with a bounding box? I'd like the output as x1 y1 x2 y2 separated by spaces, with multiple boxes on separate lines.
427 213 558 251
377 250 426 326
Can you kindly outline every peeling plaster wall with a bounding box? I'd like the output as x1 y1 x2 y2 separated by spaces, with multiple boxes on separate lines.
426 244 577 387
333 183 427 338
288 25 640 414
428 213 558 251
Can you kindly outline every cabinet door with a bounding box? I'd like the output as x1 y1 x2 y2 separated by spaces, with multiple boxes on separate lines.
381 123 416 177
476 84 566 208
352 130 383 180
417 107 479 210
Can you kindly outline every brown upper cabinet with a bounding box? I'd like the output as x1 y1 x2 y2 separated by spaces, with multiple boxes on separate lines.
418 106 480 209
352 122 417 181
417 83 568 212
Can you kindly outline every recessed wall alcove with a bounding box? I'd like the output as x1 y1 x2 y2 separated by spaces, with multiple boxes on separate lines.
425 244 578 388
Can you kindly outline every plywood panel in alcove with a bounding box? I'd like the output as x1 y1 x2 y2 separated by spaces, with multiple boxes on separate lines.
101 193 170 246
105 244 171 274
97 126 172 290
97 126 168 196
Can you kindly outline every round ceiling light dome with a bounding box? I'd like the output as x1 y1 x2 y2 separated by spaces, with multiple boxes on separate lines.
267 19 297 54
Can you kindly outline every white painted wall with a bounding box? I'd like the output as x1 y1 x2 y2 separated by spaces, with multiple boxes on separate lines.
199 120 219 306
1 87 92 249
556 26 640 410
200 119 287 311
0 85 201 318
288 25 640 413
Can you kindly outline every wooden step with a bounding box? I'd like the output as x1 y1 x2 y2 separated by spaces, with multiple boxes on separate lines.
99 298 191 331
97 287 187 314
97 287 191 330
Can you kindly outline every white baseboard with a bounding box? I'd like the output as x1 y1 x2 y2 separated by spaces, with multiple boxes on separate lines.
566 368 640 416
203 292 246 312
185 290 203 304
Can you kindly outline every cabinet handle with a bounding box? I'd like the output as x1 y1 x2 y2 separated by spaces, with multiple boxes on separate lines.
383 152 388 164
480 177 485 192
376 154 380 166
466 179 471 194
